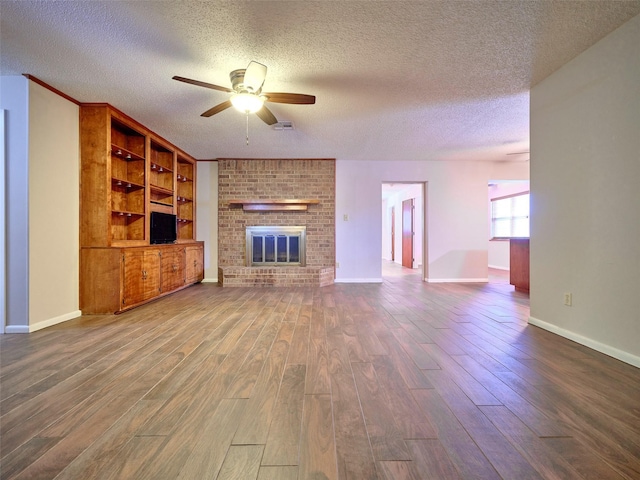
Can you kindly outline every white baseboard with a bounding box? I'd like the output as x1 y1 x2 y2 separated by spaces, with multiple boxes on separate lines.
31 310 82 332
426 278 489 283
334 278 383 284
201 278 219 283
5 309 82 334
489 265 510 271
528 316 640 368
5 325 30 334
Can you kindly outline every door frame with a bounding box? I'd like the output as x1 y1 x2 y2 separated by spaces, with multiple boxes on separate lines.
382 181 427 280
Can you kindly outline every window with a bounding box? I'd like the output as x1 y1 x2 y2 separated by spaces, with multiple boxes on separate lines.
491 192 529 238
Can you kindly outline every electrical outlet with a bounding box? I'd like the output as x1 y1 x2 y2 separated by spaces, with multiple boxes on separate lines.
343 214 349 221
564 293 572 306
336 262 340 268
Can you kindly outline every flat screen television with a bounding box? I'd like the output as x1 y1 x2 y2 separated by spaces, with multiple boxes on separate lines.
150 212 177 244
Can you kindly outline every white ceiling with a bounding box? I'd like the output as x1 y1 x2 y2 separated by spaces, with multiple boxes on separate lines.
2 1 639 161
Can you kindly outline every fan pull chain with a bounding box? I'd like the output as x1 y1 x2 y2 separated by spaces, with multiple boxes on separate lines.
246 112 250 146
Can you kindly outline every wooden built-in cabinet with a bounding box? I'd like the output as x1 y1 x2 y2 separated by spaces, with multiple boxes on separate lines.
81 244 204 314
80 103 203 314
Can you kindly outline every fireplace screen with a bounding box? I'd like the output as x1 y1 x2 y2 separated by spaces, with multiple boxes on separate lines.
246 226 306 266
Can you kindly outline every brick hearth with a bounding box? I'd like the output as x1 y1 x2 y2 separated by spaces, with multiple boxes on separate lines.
218 266 334 287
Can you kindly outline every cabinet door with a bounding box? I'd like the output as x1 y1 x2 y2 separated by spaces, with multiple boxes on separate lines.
185 246 204 284
123 249 161 308
143 250 161 300
161 248 185 293
123 250 145 307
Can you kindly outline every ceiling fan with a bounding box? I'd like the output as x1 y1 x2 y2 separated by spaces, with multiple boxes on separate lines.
173 61 315 125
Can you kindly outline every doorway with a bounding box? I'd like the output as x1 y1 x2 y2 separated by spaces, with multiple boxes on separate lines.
381 182 425 280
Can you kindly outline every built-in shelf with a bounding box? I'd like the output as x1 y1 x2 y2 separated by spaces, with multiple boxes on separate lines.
229 199 320 211
112 210 144 217
112 177 144 190
111 144 145 162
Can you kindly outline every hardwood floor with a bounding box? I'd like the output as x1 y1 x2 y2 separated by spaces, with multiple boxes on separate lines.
1 262 639 479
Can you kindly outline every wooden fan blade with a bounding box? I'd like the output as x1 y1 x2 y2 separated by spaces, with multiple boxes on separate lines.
264 92 316 105
256 105 278 125
173 76 232 93
201 100 232 117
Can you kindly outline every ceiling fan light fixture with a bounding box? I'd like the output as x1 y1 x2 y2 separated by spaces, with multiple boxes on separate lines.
230 92 264 113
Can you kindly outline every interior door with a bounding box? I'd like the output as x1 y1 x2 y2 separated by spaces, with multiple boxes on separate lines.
402 198 414 268
391 207 395 262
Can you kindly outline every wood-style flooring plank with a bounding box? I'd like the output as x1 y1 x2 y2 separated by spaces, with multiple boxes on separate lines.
390 327 440 370
479 405 584 479
543 437 628 480
176 399 247 480
50 399 163 480
287 323 310 365
423 369 543 479
351 362 411 461
217 445 264 480
101 436 166 480
10 393 144 480
406 439 463 479
299 394 338 480
136 353 227 436
224 311 280 399
494 370 640 479
411 388 501 479
233 321 295 445
370 354 437 439
377 460 422 480
257 465 298 480
451 354 570 437
305 308 331 395
375 331 433 389
421 343 501 406
341 322 371 363
0 437 62 480
262 364 306 466
331 371 379 479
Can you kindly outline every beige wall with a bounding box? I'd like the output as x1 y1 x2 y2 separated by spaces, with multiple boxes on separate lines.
28 81 80 330
530 14 640 367
196 161 219 282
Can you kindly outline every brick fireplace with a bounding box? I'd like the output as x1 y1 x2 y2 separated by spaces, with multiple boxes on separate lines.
218 159 335 287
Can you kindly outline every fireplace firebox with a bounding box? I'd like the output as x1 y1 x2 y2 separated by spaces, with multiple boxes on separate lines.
246 226 306 267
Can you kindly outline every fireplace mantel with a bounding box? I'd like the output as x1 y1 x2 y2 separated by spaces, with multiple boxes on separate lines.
228 199 320 211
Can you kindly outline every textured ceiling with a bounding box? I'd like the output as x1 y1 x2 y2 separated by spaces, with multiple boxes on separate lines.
2 1 639 161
